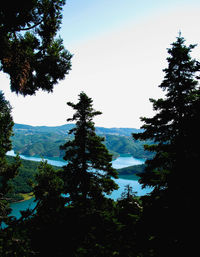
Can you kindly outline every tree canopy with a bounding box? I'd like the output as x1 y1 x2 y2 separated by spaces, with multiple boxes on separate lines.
60 92 119 207
133 34 200 256
0 91 21 257
0 91 21 224
0 0 72 95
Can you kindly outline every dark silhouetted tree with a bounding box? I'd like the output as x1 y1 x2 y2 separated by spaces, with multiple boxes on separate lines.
22 161 66 257
116 185 142 256
58 92 120 256
61 92 119 208
0 1 72 255
0 91 21 225
0 91 22 256
0 0 72 95
33 161 65 217
133 35 200 256
25 93 120 257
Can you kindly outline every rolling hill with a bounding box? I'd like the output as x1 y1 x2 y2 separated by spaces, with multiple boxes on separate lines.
12 123 153 159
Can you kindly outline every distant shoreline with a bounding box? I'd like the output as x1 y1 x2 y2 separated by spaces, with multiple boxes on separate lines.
11 174 140 204
12 193 34 203
7 152 144 203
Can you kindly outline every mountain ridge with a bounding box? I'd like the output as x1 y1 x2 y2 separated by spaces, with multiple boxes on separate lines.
12 123 151 160
14 123 143 136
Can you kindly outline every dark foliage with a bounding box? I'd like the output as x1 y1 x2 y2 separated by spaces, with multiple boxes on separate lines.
21 93 143 257
60 92 119 206
0 91 21 225
133 35 200 256
0 91 21 255
0 0 72 95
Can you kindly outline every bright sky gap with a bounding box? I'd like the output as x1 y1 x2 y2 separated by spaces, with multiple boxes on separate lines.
1 0 200 128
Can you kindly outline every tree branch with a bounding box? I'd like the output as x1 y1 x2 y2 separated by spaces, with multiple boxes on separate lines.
17 20 42 31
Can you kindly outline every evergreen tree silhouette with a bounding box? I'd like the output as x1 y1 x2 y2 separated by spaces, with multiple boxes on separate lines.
61 92 118 208
133 35 200 256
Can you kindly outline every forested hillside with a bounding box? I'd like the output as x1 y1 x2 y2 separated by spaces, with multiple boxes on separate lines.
117 164 145 180
14 123 143 136
6 156 61 201
12 123 152 159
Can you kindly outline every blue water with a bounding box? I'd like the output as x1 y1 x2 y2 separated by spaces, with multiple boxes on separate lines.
112 155 145 169
7 151 151 218
9 197 37 220
7 150 67 167
7 150 145 169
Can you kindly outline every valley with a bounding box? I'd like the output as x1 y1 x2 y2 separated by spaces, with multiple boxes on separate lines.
6 123 151 202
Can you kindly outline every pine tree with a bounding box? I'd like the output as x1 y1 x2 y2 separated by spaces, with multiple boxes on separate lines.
116 185 142 256
133 35 200 256
23 161 66 257
0 0 72 95
27 92 119 257
0 91 21 226
61 92 118 208
0 91 22 256
33 161 65 217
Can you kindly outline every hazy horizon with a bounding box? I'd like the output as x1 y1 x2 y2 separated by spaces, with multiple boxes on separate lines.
14 121 142 130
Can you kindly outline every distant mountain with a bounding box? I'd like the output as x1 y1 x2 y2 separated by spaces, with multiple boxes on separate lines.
12 123 152 159
96 127 143 136
13 123 75 135
117 164 145 180
14 123 143 136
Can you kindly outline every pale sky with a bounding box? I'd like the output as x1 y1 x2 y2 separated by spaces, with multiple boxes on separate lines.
1 0 200 128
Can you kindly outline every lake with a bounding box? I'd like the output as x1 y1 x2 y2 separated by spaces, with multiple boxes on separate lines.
7 151 152 219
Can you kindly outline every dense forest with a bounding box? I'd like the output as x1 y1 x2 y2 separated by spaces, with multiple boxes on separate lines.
0 2 199 256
